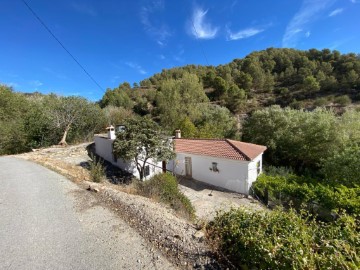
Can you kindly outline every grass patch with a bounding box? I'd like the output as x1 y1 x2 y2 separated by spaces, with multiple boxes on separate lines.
136 173 195 220
89 155 105 183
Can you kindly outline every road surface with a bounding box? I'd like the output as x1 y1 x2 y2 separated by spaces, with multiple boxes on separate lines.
0 157 175 270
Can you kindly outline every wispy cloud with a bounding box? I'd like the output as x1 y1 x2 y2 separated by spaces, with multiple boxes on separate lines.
2 82 20 88
227 27 264 41
350 0 359 4
43 67 68 80
282 0 335 48
29 80 43 88
329 8 344 17
305 31 311 38
71 2 97 16
173 48 185 62
190 8 219 39
126 62 147 75
140 0 171 46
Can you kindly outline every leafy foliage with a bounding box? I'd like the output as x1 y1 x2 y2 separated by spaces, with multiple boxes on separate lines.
208 208 359 270
321 146 360 187
252 174 360 216
113 117 175 180
136 173 195 220
0 85 106 154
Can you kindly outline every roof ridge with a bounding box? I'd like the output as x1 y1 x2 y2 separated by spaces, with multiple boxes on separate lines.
174 138 225 142
225 139 251 161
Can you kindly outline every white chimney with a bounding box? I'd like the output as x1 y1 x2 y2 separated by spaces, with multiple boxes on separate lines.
175 129 181 139
106 125 116 140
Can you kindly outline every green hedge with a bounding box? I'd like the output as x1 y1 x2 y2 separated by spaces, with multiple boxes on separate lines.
208 208 359 269
136 173 195 220
252 174 360 216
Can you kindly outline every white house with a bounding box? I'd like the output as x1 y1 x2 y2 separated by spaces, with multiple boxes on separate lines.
94 129 266 195
94 126 165 180
168 134 267 194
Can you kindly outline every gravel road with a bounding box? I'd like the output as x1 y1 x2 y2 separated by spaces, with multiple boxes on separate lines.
0 157 176 270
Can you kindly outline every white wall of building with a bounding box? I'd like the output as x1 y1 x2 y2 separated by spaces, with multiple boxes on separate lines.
247 154 263 189
173 153 253 194
94 136 163 180
95 136 264 193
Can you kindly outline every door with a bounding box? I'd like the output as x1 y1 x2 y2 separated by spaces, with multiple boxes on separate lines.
162 160 167 173
185 157 192 178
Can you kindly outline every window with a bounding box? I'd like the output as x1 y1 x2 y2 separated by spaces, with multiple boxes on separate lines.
257 160 261 174
144 165 150 177
211 162 219 172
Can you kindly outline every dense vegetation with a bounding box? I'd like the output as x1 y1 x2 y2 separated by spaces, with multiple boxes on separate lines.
0 85 105 155
208 208 359 270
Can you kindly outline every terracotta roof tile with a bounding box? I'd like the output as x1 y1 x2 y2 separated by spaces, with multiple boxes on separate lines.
174 138 266 161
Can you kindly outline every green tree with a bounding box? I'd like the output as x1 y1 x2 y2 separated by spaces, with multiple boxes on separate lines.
242 106 341 170
113 117 175 180
156 73 208 131
321 146 360 187
302 75 320 95
45 96 104 145
0 85 30 154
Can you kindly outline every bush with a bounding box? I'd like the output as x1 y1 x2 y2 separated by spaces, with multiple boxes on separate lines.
136 173 195 220
252 174 360 216
334 95 351 106
208 208 359 270
89 156 105 183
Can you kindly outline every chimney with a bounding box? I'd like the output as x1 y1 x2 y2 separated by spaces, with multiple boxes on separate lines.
175 129 181 139
106 125 116 140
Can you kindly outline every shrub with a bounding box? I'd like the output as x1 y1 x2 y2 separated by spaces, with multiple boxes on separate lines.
136 173 195 220
334 95 351 106
208 208 359 270
252 174 360 216
89 156 105 183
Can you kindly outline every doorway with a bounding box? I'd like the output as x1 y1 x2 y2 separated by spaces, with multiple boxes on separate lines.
185 157 192 178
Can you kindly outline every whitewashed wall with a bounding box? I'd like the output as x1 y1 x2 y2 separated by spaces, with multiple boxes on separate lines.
94 136 163 180
247 154 263 189
173 153 252 194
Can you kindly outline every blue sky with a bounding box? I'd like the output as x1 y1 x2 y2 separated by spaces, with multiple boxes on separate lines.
1 0 359 101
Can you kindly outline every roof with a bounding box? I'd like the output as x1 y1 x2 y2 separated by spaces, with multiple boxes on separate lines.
174 138 266 161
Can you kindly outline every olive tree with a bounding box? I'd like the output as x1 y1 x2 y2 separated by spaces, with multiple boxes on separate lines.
113 117 175 180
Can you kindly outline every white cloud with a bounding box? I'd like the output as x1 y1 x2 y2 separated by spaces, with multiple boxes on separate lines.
140 0 171 46
329 8 344 17
227 27 264 40
71 2 97 16
190 8 219 39
305 31 311 37
282 0 335 48
350 0 358 3
126 62 147 75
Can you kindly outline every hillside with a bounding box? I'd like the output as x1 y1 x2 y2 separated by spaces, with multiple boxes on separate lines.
101 48 360 117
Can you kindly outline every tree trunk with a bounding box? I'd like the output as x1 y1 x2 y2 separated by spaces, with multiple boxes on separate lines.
59 125 70 146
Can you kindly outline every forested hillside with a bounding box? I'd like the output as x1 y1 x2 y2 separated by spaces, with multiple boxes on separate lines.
100 48 360 136
2 47 360 155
